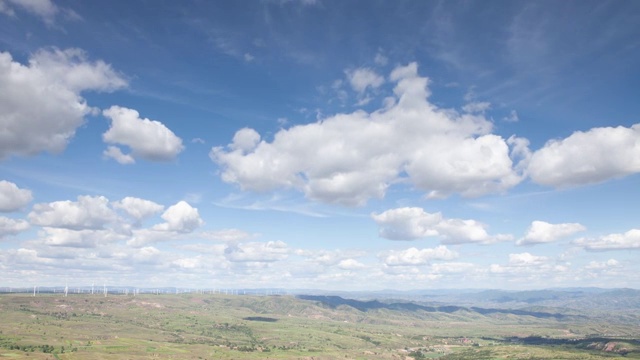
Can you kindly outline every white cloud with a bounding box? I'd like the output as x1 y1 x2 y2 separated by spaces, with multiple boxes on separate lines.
123 201 203 247
177 242 227 256
517 220 586 245
200 228 255 242
9 248 53 266
0 216 29 238
273 0 319 6
296 249 365 267
346 67 384 93
489 252 554 276
225 240 288 262
230 127 261 153
39 227 127 248
212 63 527 206
25 195 207 248
573 229 640 251
183 193 202 204
503 110 519 123
337 258 365 270
585 259 620 270
4 0 58 23
21 195 207 249
172 256 201 269
0 180 33 212
508 252 548 266
277 117 288 126
389 62 418 82
132 246 162 263
28 195 117 230
354 95 373 106
374 52 388 66
528 124 640 187
372 207 512 244
126 228 175 247
26 48 122 92
153 201 203 233
430 262 475 274
381 245 457 266
102 106 184 163
113 197 164 222
0 0 16 16
373 207 439 240
0 48 126 159
462 101 491 114
103 146 135 164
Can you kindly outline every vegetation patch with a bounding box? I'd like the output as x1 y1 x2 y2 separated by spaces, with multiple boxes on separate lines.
243 316 278 322
0 293 638 359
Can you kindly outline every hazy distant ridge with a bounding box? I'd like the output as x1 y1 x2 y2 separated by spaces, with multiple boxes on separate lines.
297 295 571 319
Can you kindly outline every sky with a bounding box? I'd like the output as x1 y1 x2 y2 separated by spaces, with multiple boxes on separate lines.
1 0 640 291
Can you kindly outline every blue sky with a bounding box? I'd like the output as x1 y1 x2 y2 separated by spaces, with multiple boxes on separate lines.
1 0 640 290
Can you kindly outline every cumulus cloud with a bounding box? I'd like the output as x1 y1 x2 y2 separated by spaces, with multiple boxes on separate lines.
126 228 175 248
337 258 365 270
517 220 586 245
528 124 640 187
103 146 135 165
7 248 53 266
296 248 365 267
0 216 29 238
132 246 162 263
39 227 127 248
489 252 554 275
20 194 204 249
172 256 202 269
28 195 117 230
0 180 33 212
0 48 126 159
102 106 184 163
372 207 512 244
225 240 288 262
381 245 457 266
585 258 620 270
20 196 204 248
113 197 164 222
211 63 527 206
346 67 384 94
153 201 203 233
230 128 261 152
26 195 206 248
508 252 549 266
573 229 640 251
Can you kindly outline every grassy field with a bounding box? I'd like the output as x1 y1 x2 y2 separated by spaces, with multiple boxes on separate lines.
0 293 638 359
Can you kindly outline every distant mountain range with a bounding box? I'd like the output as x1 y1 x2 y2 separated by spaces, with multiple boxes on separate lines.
3 286 638 313
293 288 640 312
297 295 576 320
